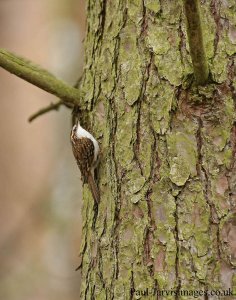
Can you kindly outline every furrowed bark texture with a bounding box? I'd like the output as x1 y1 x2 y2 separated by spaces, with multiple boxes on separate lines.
78 1 236 299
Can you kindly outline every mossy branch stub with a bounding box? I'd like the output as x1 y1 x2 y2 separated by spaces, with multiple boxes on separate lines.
0 49 81 104
183 0 209 85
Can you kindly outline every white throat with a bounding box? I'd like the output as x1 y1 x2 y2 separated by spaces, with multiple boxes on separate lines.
76 123 99 160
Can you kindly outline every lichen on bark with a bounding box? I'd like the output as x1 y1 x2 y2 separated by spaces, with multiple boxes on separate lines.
78 1 236 299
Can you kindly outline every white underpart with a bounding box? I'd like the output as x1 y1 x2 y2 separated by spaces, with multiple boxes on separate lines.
76 123 99 162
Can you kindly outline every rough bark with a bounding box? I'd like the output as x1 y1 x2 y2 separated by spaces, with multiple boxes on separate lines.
78 1 236 299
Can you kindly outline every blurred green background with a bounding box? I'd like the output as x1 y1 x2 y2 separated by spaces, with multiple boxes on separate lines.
0 1 86 299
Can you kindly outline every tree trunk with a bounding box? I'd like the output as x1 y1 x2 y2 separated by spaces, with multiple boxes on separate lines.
78 1 236 299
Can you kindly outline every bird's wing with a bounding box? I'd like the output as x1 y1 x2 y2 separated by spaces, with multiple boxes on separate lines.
71 136 95 180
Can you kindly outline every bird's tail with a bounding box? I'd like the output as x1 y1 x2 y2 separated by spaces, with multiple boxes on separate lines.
87 173 100 203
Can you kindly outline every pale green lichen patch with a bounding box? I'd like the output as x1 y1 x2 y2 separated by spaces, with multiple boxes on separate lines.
127 0 143 25
233 78 236 94
132 266 156 298
167 132 197 186
126 167 146 195
199 94 235 182
105 3 124 37
232 273 236 296
117 213 150 290
82 69 95 103
194 254 209 280
210 176 230 219
178 185 211 280
146 21 184 85
150 183 177 288
210 48 228 83
146 23 170 55
145 2 186 85
200 3 216 59
94 289 107 300
194 232 211 258
193 194 211 245
214 148 233 169
220 213 236 267
152 177 172 200
99 46 117 95
118 21 143 105
226 27 236 55
156 137 172 179
144 0 160 13
130 193 143 204
137 101 155 179
153 191 176 230
150 81 175 134
129 182 148 205
226 20 236 53
178 250 198 289
225 95 236 121
177 183 213 286
178 192 198 240
228 24 236 44
154 50 184 86
209 126 231 151
160 1 182 25
220 0 236 27
169 157 190 186
114 281 130 300
188 180 202 193
115 109 137 168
